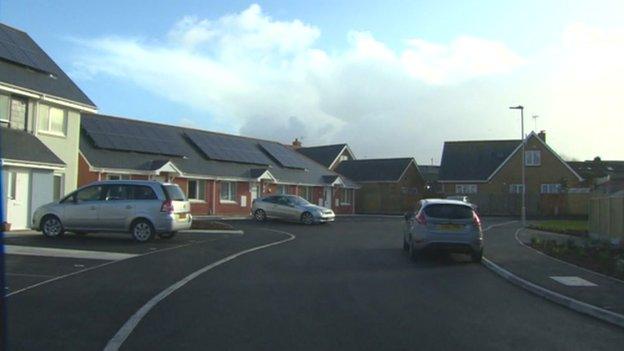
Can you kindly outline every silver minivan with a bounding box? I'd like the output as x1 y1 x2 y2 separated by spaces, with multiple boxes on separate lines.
31 180 192 242
403 199 483 262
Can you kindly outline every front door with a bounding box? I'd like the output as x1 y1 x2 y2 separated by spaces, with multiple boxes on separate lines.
324 187 332 209
5 169 30 230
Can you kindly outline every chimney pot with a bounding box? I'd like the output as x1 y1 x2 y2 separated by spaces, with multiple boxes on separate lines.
538 130 546 143
292 138 302 149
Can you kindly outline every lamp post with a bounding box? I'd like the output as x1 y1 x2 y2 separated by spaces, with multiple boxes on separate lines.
509 105 526 226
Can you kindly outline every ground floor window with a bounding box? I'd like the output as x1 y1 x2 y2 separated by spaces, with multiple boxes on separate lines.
53 173 64 201
508 184 524 194
277 184 287 194
107 174 131 181
340 188 353 205
188 179 206 200
541 183 561 194
455 184 477 194
298 186 312 201
220 181 237 202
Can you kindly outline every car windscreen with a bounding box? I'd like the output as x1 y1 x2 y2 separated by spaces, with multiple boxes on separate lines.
423 204 474 219
288 196 310 206
163 184 186 201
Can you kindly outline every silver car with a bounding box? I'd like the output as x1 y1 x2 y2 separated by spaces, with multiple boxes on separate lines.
403 199 483 262
252 195 335 224
31 180 192 242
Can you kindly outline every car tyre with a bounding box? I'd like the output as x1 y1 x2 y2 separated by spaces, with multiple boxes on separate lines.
41 215 64 238
403 233 409 251
131 219 155 243
254 209 267 222
471 249 483 263
301 212 314 225
408 238 419 261
158 231 177 239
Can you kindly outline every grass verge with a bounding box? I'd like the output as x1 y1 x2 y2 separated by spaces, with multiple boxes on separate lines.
528 220 588 237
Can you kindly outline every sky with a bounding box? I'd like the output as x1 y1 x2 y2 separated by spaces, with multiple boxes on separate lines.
1 1 623 164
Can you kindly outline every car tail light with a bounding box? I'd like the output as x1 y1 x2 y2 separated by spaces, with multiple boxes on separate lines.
161 200 174 214
416 212 427 225
472 212 482 228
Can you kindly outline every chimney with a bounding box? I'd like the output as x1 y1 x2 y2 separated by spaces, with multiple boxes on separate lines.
538 130 546 143
292 138 302 149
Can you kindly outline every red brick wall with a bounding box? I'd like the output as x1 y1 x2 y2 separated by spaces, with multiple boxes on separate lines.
78 154 99 187
333 187 355 214
215 181 252 215
131 175 149 180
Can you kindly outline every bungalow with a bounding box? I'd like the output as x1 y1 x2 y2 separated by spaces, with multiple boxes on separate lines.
439 131 587 216
1 23 97 229
78 113 358 216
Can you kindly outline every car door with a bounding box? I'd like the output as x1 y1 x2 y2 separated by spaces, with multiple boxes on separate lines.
282 197 303 221
261 196 280 218
271 196 290 219
63 185 104 229
98 185 135 231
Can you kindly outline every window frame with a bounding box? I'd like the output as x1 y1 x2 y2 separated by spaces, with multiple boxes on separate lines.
53 173 64 201
220 181 237 202
541 183 561 194
525 150 541 166
187 179 206 201
0 94 10 125
455 184 477 194
38 103 67 136
340 188 352 205
277 184 287 195
106 174 131 181
508 184 524 194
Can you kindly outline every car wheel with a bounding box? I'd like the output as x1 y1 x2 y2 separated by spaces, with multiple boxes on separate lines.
158 231 176 239
471 249 483 263
131 219 155 243
41 215 64 237
254 209 267 222
403 233 409 251
301 212 314 225
408 238 419 261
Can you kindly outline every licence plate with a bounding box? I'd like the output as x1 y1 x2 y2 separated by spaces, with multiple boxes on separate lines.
437 224 462 231
178 213 187 220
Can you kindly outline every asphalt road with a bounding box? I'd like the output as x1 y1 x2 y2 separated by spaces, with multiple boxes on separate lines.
4 217 624 350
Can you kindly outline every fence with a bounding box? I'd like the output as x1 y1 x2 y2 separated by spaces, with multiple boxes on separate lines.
588 194 624 242
467 193 589 217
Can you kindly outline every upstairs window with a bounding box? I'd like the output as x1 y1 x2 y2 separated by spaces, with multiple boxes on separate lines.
525 150 541 166
0 94 27 130
455 184 477 194
509 184 524 194
39 104 66 136
188 179 206 200
0 94 8 127
541 184 561 194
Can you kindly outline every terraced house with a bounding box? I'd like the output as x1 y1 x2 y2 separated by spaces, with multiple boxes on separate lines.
78 113 358 216
0 23 97 230
439 131 588 216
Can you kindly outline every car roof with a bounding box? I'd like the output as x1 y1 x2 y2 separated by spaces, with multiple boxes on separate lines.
420 198 473 207
88 180 177 187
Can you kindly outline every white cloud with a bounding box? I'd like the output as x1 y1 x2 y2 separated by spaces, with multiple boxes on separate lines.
72 4 624 163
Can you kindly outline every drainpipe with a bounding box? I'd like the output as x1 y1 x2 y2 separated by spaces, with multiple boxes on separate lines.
212 180 216 215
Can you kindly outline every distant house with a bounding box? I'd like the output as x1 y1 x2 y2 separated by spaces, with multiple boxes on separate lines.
568 159 624 195
78 114 358 216
0 23 97 229
295 142 356 170
335 158 426 214
439 131 587 216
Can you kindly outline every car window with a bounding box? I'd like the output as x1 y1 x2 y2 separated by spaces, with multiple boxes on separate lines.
75 186 104 202
163 184 186 201
131 185 158 200
424 204 474 219
105 185 130 201
263 196 279 203
277 197 290 206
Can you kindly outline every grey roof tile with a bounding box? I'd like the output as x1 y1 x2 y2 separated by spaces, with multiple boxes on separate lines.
297 144 347 168
335 158 414 182
0 127 64 165
438 140 520 181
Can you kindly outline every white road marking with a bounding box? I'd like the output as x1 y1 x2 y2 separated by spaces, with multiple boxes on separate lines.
5 245 138 261
103 229 295 351
550 276 597 287
483 220 518 232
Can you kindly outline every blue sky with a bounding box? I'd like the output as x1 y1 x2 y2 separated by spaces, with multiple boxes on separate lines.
1 1 623 162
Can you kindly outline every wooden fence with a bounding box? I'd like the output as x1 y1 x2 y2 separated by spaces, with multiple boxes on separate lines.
588 194 624 241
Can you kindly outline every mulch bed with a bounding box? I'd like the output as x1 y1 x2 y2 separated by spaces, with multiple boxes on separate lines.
191 220 235 231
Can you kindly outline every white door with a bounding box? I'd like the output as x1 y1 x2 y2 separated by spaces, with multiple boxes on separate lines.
324 187 332 209
6 169 30 230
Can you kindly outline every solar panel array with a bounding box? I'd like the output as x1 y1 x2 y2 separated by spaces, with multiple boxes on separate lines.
259 142 308 169
185 131 272 165
0 25 56 74
82 117 186 157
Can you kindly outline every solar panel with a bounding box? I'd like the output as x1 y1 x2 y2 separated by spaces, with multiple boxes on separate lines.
0 26 57 74
259 142 308 169
82 117 186 157
185 131 271 165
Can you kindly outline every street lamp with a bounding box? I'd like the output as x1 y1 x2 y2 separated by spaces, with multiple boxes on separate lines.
509 105 526 226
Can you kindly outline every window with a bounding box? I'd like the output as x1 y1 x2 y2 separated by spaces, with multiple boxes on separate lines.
0 95 27 130
6 171 16 200
339 155 349 162
424 204 474 219
541 184 561 194
277 184 287 194
106 174 131 180
340 188 353 205
187 179 206 200
75 186 103 202
298 186 312 201
53 174 64 201
455 184 477 194
525 150 541 166
0 94 9 127
509 184 524 194
131 185 158 200
38 104 66 135
220 182 237 202
105 185 130 201
163 184 186 201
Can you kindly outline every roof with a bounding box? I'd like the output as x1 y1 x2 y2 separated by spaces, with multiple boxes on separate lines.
0 127 64 165
296 144 348 168
0 23 95 107
418 165 440 182
439 139 520 181
79 113 357 188
335 158 415 182
568 160 624 179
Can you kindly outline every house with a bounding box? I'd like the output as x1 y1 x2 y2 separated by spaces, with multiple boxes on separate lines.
1 23 97 229
78 113 358 216
417 165 441 194
438 131 587 216
295 142 356 170
334 158 426 214
568 159 624 194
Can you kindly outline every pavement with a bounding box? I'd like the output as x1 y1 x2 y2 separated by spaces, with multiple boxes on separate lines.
3 217 624 350
483 221 624 327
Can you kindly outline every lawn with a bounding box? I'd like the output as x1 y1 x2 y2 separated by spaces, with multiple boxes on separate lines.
529 220 588 236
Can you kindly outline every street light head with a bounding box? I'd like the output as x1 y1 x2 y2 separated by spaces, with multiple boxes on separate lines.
509 105 524 110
